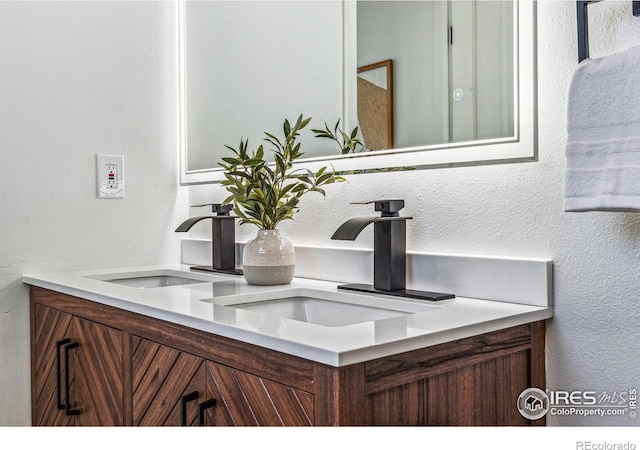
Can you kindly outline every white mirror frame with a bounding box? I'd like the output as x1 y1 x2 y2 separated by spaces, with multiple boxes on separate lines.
179 0 537 185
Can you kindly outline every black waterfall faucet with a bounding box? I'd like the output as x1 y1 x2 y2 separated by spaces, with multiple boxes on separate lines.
331 200 454 301
175 203 243 275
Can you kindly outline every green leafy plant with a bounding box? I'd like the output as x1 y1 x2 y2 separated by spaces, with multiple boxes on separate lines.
219 114 345 230
313 118 415 174
312 119 367 154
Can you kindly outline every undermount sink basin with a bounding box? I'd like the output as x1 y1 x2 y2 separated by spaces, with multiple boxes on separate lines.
228 293 441 327
86 270 218 289
104 275 205 288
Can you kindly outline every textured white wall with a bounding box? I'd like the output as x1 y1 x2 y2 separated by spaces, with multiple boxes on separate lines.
191 1 640 426
0 1 186 425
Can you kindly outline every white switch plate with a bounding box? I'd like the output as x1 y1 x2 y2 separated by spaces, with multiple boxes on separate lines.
97 154 125 199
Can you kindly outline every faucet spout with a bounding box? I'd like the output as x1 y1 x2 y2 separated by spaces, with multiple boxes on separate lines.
175 216 216 233
175 211 241 275
330 216 379 241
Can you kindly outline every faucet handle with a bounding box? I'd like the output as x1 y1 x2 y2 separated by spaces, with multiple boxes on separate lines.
351 199 405 217
191 203 233 216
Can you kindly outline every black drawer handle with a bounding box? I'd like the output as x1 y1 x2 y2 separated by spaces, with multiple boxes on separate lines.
198 398 217 426
180 391 199 426
63 342 80 416
55 339 71 410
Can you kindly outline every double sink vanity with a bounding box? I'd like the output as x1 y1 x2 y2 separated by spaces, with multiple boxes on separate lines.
15 0 546 428
25 254 552 426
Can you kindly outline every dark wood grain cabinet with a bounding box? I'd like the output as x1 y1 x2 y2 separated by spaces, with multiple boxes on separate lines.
132 336 206 426
131 336 313 426
31 302 124 426
30 286 546 426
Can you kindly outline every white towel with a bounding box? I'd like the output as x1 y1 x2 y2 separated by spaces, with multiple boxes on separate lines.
564 45 640 212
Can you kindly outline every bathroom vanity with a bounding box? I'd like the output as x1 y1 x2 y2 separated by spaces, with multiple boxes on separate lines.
26 265 551 426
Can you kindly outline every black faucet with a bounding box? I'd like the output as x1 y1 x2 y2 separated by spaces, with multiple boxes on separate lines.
175 203 242 275
331 200 454 301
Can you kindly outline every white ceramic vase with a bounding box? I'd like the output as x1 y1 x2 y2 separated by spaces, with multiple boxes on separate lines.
242 229 295 285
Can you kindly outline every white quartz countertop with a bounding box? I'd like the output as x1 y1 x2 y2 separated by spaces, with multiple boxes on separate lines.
23 264 553 367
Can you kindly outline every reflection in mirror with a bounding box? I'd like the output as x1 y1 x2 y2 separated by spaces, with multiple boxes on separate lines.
357 59 394 150
179 0 537 185
180 0 343 179
356 0 514 150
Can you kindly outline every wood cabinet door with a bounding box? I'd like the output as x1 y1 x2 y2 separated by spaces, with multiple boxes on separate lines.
203 360 314 426
32 303 124 426
132 336 206 426
32 303 75 426
132 337 314 426
70 316 124 426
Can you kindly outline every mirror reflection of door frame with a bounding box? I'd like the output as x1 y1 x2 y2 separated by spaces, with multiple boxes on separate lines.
357 59 394 150
448 0 515 144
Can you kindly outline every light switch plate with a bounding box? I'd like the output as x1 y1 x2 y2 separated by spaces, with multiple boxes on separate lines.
97 154 125 199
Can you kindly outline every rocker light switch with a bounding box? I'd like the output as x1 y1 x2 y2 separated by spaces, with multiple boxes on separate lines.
97 155 125 199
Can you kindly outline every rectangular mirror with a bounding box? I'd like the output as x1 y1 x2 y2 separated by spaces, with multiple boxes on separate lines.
179 0 537 185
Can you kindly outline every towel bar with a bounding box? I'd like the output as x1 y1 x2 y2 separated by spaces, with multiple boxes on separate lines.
577 1 640 62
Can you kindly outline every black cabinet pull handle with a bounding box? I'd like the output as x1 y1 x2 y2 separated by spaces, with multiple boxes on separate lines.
198 398 217 426
63 342 80 416
55 339 71 410
180 391 199 426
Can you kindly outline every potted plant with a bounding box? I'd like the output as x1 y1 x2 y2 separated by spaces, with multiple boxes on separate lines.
219 114 345 285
